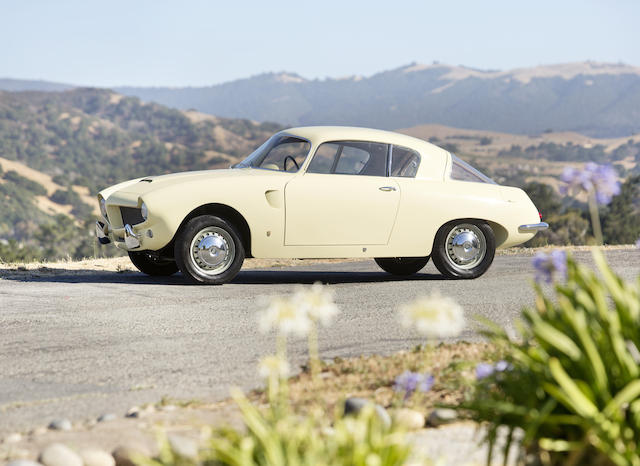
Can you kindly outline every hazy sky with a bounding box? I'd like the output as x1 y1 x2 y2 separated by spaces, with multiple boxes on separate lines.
2 0 638 87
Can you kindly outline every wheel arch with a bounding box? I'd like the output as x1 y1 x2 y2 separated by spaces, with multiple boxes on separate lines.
176 203 253 258
433 218 507 249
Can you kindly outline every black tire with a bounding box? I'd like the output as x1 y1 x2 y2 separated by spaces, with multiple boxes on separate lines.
174 215 245 285
431 220 495 279
374 257 430 276
128 251 179 276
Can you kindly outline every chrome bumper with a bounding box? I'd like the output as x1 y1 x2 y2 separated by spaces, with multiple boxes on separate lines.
124 224 141 249
95 221 111 245
518 222 549 233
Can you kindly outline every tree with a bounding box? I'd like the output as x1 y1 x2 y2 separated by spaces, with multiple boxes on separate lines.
602 176 640 244
523 182 561 218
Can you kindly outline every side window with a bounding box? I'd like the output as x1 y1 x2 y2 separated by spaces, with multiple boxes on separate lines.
335 146 371 175
390 145 420 177
308 141 388 177
307 143 339 174
260 137 310 172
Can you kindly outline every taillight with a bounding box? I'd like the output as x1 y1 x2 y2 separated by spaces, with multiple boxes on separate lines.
539 212 543 220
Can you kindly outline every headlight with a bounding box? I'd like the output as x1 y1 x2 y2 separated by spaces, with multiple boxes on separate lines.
141 202 148 221
99 198 108 220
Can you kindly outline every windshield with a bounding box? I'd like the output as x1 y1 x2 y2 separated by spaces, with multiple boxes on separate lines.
233 134 311 172
450 154 496 184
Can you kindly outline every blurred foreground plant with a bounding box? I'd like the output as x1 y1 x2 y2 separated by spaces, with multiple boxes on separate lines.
463 249 640 465
463 163 640 465
138 282 415 466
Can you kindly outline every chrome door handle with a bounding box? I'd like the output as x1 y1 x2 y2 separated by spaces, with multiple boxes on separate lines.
379 186 396 192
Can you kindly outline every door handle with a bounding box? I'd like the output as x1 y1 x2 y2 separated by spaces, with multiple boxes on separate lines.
379 186 396 192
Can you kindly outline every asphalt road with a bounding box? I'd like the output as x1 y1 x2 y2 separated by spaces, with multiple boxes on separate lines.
0 250 638 436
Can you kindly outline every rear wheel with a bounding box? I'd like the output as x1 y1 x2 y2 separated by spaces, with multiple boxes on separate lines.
128 251 178 276
431 221 495 279
175 215 245 285
374 256 430 276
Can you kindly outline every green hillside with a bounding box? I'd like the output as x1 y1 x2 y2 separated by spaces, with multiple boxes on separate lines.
0 88 280 262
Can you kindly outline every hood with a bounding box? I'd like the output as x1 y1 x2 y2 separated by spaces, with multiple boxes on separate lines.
101 168 283 199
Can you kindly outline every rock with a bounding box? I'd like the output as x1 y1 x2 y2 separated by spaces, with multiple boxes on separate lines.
124 407 140 418
7 461 44 466
343 397 391 428
427 408 458 427
168 435 198 459
80 448 116 466
47 419 72 431
97 413 117 423
39 443 83 466
158 404 177 412
112 442 152 466
30 427 48 436
4 432 22 443
392 408 426 430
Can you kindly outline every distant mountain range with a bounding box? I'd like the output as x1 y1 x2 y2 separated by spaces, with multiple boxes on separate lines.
3 62 640 137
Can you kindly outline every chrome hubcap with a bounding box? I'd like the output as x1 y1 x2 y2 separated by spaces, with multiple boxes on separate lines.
190 227 235 276
445 224 486 270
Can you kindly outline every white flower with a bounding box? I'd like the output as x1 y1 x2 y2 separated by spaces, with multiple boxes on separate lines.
258 296 312 337
258 355 291 379
292 282 340 327
398 291 465 339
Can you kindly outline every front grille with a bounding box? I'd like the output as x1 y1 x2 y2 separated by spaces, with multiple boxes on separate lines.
120 207 145 226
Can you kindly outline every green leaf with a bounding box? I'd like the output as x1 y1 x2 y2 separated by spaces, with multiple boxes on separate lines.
548 358 598 418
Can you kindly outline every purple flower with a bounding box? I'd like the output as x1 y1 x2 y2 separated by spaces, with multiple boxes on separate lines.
494 360 511 372
476 363 494 380
531 250 568 283
560 163 620 205
476 360 512 381
393 371 434 399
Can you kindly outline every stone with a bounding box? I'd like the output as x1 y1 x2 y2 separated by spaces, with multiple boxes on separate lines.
80 448 116 466
47 419 72 431
168 435 198 459
124 407 140 418
30 427 48 436
39 443 83 466
7 461 44 466
392 408 426 430
112 443 152 466
343 397 391 428
159 404 177 412
427 408 458 427
97 413 117 423
4 432 22 443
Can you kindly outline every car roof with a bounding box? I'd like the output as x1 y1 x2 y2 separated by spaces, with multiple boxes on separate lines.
282 126 436 150
281 126 450 180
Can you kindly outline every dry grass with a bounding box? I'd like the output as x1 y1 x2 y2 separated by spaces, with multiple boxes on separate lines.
253 342 500 416
497 244 637 256
1 245 635 279
0 156 98 215
0 256 366 279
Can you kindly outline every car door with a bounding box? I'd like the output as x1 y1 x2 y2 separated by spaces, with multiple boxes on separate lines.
284 141 400 246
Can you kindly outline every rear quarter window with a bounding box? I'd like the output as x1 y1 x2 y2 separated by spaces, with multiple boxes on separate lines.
450 155 496 184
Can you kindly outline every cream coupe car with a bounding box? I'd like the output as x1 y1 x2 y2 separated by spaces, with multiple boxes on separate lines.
96 126 548 284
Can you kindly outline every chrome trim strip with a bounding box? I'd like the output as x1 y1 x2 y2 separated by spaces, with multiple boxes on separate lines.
518 222 549 233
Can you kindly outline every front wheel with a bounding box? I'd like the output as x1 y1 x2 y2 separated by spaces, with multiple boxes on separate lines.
128 251 179 276
374 256 430 276
431 221 495 279
174 215 245 285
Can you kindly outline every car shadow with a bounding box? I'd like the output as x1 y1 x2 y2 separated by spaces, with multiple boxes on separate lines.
0 267 447 285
